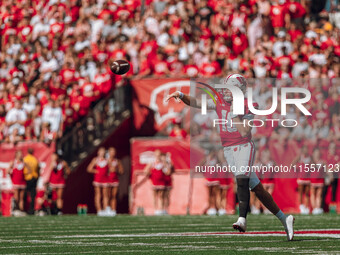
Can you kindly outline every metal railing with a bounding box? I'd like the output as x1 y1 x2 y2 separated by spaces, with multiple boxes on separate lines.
57 85 131 169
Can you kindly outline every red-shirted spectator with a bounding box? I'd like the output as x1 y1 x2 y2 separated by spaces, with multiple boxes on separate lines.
231 28 248 56
270 1 290 28
287 1 306 21
200 57 222 77
152 52 170 77
94 65 113 96
59 62 77 86
184 59 199 78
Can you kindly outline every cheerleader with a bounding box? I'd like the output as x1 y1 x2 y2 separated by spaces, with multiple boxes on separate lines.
143 150 166 215
49 153 70 215
291 145 311 214
8 151 26 212
162 152 174 215
87 147 110 216
107 147 123 216
201 149 219 216
310 148 325 215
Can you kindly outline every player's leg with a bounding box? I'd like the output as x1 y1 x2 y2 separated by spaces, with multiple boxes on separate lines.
224 143 254 232
223 143 251 232
236 142 256 230
252 182 279 214
251 182 294 241
264 185 274 214
236 175 250 217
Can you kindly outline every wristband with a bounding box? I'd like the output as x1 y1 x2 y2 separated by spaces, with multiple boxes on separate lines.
177 91 184 99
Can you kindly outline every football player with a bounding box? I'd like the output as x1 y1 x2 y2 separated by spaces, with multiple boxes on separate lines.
166 74 294 241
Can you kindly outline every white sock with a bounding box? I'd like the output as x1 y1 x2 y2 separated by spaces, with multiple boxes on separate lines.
275 210 287 226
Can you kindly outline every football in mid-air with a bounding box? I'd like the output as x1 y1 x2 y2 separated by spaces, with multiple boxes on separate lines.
109 59 130 75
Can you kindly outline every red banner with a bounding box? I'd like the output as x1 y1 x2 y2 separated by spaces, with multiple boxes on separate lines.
131 138 203 174
130 138 340 214
131 79 190 134
130 138 234 215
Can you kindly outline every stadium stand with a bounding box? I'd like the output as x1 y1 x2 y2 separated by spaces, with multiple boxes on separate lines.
0 0 339 215
0 0 339 141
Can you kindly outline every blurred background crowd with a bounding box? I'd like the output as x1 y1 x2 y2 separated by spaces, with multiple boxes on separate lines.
0 0 339 216
0 0 339 143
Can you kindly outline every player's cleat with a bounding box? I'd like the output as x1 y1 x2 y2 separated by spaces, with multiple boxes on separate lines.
284 215 295 241
233 217 247 232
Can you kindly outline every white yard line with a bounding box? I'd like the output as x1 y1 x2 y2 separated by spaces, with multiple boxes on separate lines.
54 230 340 239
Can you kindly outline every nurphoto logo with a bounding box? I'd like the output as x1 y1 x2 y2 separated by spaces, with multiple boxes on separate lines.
197 79 312 128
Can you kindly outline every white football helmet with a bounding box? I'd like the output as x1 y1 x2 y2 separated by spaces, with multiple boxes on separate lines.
221 74 247 102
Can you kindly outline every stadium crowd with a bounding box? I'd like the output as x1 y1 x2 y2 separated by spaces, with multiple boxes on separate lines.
0 0 339 216
0 0 339 142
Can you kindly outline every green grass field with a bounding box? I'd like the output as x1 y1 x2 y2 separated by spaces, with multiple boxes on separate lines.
0 214 339 254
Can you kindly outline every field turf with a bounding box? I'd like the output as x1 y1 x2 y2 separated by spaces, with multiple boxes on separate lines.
0 214 339 254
